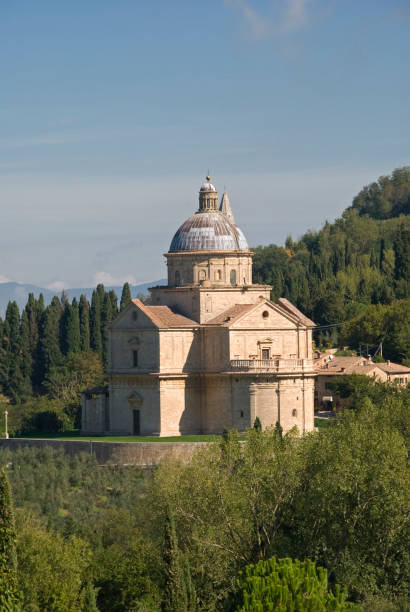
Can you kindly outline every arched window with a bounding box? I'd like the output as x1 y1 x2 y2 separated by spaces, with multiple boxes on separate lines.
215 269 222 281
175 270 181 285
230 269 237 286
199 269 206 280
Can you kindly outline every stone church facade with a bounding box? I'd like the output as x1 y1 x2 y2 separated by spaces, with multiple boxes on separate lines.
81 177 316 436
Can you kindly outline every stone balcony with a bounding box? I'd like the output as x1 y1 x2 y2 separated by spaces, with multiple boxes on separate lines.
229 358 315 374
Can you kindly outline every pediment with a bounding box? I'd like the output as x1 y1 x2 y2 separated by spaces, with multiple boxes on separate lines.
110 301 159 330
230 300 301 330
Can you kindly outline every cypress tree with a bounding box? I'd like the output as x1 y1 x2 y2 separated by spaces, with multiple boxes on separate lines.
109 290 118 317
120 282 132 311
393 224 410 281
163 505 193 612
82 581 99 611
3 302 21 401
39 297 63 384
101 293 113 365
253 417 262 431
90 291 102 358
79 295 91 352
19 310 33 398
61 298 81 355
0 470 20 609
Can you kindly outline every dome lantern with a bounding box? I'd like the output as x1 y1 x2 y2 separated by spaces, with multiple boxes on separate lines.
199 175 218 212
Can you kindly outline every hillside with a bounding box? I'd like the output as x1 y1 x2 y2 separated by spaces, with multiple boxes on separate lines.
253 167 410 336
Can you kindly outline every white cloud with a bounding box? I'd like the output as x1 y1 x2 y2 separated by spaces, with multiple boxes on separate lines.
283 0 309 29
47 280 67 291
92 271 137 287
224 0 312 39
224 0 269 40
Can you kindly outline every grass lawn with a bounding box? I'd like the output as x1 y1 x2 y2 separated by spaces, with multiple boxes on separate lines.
314 417 334 431
14 430 221 443
13 421 333 441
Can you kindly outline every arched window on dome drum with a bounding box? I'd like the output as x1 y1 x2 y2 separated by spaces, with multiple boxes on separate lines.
215 269 222 281
174 270 181 286
199 270 206 280
230 269 237 286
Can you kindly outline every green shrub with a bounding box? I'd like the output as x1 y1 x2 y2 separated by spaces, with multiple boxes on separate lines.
233 557 362 611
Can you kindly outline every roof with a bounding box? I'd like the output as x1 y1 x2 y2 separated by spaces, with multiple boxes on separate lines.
205 298 315 328
205 303 256 326
316 355 379 375
277 298 316 327
315 355 410 376
376 362 410 374
169 211 249 252
132 299 197 328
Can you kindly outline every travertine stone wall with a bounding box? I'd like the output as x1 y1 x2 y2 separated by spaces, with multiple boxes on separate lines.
166 252 253 287
149 285 271 323
160 376 202 435
158 330 200 373
81 394 107 434
108 377 161 435
0 438 208 466
202 375 232 433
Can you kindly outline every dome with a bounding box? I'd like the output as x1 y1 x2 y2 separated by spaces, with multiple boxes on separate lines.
169 211 249 252
199 175 216 192
200 181 216 192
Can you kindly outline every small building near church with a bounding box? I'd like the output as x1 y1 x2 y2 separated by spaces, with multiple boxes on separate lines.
81 176 316 436
314 353 410 408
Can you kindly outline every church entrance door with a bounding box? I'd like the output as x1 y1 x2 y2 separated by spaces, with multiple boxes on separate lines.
133 410 140 435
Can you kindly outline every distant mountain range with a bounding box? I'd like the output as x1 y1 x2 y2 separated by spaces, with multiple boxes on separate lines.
0 280 167 316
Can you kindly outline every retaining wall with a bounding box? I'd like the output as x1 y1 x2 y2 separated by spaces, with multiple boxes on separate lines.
0 438 209 466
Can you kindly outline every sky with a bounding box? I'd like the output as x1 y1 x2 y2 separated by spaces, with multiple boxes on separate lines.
0 0 409 289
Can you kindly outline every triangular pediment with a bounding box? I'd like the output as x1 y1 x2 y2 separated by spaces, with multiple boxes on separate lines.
110 300 160 330
229 299 303 330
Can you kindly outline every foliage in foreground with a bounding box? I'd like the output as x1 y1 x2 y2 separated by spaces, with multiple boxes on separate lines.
0 470 20 611
0 380 408 610
233 557 361 611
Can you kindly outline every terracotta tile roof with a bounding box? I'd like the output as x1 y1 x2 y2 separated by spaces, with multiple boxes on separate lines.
277 298 316 327
132 299 197 328
315 355 410 376
205 303 256 326
376 362 410 374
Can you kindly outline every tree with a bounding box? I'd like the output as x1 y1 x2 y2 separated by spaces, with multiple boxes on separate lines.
101 294 113 366
79 295 90 352
38 297 63 385
233 557 361 611
0 470 20 610
253 417 262 432
163 504 195 612
61 299 81 355
120 283 132 311
90 291 102 358
16 511 91 611
82 581 99 611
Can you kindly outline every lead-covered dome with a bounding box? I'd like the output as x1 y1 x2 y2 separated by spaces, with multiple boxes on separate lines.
169 211 249 252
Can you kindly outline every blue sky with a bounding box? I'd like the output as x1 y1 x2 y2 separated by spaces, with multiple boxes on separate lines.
0 0 409 289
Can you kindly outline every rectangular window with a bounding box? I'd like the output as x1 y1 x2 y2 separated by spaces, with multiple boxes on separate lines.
261 348 270 359
133 350 138 367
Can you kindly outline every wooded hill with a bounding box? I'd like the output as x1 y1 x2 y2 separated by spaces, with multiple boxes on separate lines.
252 166 410 338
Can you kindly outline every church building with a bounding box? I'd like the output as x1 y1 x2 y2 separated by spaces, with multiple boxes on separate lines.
81 177 316 436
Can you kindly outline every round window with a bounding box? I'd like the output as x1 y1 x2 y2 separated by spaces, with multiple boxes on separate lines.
262 310 269 318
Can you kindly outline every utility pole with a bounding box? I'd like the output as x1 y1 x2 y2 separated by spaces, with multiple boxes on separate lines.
4 411 9 439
